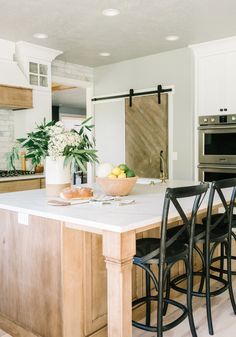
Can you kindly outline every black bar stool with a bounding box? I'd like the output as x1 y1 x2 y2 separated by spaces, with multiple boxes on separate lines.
132 183 209 337
203 213 236 276
170 178 236 335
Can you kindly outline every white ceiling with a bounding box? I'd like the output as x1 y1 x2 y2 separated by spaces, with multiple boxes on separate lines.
52 87 86 109
1 0 236 67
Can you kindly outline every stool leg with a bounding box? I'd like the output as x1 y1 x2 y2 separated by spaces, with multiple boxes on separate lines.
232 232 236 274
145 266 151 326
206 243 214 335
219 243 224 279
158 263 164 337
163 270 171 316
226 241 236 314
185 255 197 337
198 244 206 293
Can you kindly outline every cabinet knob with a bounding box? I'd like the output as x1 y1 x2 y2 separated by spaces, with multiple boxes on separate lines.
220 108 223 112
224 108 228 111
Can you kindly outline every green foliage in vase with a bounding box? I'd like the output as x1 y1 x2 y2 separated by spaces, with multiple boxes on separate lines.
6 145 20 170
17 119 55 166
62 118 99 172
15 117 98 172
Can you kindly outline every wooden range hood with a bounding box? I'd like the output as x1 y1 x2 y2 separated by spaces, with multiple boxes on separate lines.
0 84 33 110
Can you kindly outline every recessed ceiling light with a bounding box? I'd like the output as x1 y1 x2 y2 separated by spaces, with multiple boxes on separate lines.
165 35 179 41
102 8 120 16
33 33 48 39
99 52 111 57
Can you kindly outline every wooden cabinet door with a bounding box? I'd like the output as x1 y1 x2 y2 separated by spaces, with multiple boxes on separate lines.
0 179 41 193
198 53 226 116
83 233 107 336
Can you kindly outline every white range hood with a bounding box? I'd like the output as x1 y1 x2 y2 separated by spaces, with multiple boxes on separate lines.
0 39 30 88
0 60 30 88
0 39 32 109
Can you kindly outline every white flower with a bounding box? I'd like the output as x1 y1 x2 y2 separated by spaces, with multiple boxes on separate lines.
47 121 65 137
48 131 81 159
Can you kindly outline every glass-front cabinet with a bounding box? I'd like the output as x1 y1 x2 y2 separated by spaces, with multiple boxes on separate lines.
29 62 48 88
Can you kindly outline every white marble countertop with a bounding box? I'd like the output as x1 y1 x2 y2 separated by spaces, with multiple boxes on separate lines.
0 180 217 233
0 173 44 182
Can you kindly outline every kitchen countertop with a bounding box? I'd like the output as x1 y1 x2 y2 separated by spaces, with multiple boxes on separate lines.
0 180 220 233
0 173 44 182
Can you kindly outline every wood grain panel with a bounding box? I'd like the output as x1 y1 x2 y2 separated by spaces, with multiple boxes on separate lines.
0 313 38 337
0 211 62 337
0 179 41 193
125 94 168 178
62 227 84 337
0 85 33 110
40 178 45 189
103 230 136 337
83 233 107 335
0 210 211 337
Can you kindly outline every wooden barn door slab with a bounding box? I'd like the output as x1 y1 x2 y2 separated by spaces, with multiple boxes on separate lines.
125 94 168 178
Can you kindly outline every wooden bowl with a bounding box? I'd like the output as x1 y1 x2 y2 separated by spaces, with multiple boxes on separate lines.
96 176 137 196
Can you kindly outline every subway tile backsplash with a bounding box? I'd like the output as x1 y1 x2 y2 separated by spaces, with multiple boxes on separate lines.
0 110 14 170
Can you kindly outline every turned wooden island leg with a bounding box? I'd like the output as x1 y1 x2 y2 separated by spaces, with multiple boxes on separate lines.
103 230 136 337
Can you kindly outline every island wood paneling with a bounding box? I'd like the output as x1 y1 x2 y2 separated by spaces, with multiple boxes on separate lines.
62 227 84 337
125 94 168 178
83 233 107 336
0 210 211 337
0 211 62 337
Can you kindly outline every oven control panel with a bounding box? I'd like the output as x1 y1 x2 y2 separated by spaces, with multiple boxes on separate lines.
199 114 236 125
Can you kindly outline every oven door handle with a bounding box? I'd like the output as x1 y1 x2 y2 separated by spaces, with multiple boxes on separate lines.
198 125 236 130
198 165 236 169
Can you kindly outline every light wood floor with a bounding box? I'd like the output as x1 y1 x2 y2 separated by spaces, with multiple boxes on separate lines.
1 278 236 337
133 276 236 337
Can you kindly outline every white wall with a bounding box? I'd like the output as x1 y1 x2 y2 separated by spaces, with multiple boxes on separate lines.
95 100 125 166
94 47 194 180
14 91 52 139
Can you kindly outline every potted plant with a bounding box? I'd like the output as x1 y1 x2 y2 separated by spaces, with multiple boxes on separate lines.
15 117 98 195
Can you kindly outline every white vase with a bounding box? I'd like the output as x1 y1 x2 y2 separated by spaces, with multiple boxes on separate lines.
45 156 71 197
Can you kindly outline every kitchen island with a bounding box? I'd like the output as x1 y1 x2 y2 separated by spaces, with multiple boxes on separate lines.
0 181 223 337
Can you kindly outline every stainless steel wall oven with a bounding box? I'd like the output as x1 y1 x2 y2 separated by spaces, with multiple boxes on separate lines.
198 114 236 181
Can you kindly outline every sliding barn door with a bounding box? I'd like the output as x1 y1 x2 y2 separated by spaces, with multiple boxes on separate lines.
125 94 168 178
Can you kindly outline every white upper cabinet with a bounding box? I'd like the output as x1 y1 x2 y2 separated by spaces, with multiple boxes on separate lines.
198 53 226 116
191 37 236 116
225 51 236 113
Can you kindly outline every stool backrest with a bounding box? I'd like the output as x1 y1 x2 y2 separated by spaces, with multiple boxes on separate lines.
159 183 209 262
141 183 209 263
206 178 236 237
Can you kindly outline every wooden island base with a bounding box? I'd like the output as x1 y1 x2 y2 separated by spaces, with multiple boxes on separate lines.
0 208 210 337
